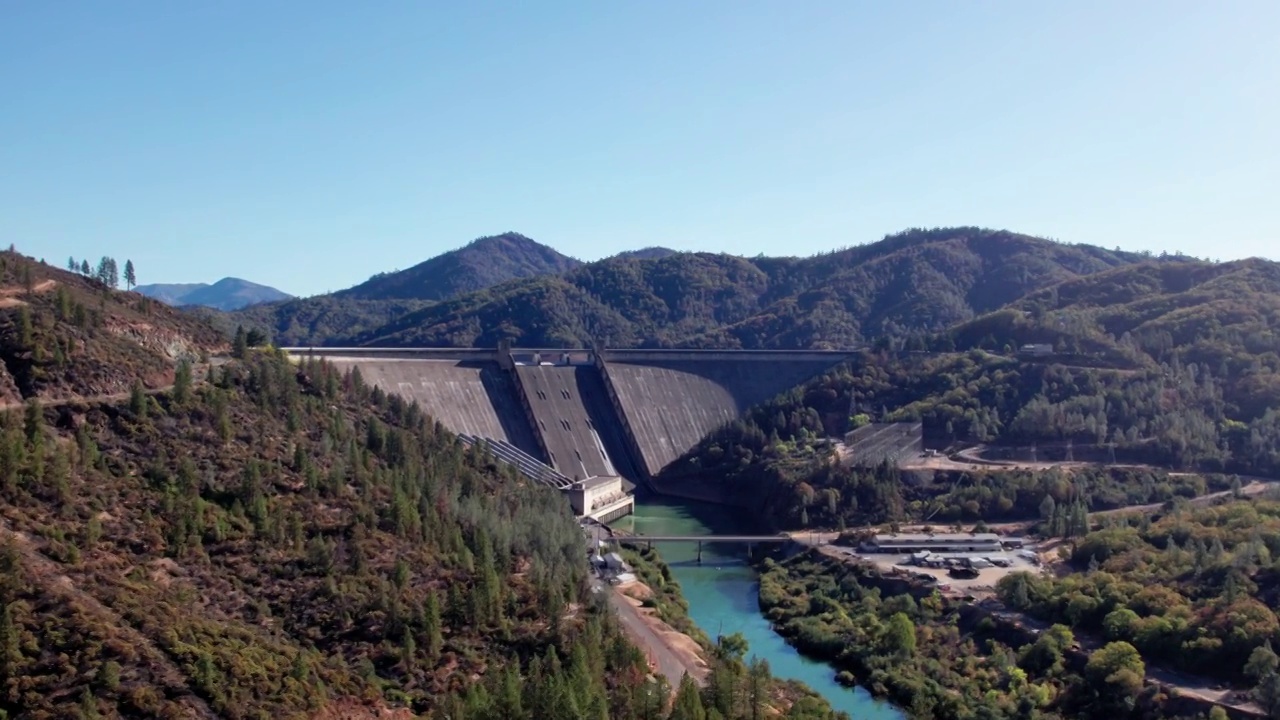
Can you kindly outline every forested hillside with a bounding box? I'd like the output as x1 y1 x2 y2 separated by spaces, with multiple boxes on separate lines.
210 296 433 348
0 248 850 720
225 233 580 346
348 228 1157 349
0 251 226 403
336 232 581 302
666 347 1280 529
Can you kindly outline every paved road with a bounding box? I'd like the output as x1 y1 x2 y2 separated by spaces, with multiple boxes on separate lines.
605 585 701 688
585 520 704 689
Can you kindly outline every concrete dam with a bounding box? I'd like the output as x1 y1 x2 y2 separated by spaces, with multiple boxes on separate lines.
296 346 852 517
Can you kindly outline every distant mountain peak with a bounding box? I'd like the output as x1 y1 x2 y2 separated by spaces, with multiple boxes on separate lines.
336 232 581 302
135 276 292 311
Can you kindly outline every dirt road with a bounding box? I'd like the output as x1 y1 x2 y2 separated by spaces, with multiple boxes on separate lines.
0 357 228 413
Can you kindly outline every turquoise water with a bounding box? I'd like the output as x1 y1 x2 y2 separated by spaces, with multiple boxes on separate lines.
611 496 902 720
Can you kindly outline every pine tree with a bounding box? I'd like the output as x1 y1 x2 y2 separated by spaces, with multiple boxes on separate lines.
232 326 248 359
668 673 706 720
0 602 20 679
17 307 33 348
66 256 78 272
422 592 443 662
124 259 136 289
173 360 192 404
130 382 148 419
400 627 416 670
80 259 90 276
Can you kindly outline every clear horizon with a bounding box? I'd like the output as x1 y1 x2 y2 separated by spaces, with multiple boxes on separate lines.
3 1 1277 296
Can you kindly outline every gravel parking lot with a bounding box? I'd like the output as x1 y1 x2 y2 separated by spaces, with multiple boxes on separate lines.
834 546 1045 595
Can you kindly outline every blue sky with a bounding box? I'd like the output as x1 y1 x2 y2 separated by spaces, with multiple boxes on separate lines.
2 1 1276 297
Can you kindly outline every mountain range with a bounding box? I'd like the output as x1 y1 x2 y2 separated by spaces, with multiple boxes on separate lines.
223 226 1177 349
5 229 1280 717
135 277 292 311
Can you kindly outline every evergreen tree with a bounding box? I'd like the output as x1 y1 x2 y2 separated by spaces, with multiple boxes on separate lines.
668 673 706 720
80 259 90 275
173 360 193 404
0 602 20 679
130 381 148 419
232 325 248 359
422 592 443 662
124 259 136 289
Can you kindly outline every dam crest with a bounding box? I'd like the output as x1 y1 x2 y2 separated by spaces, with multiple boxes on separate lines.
287 345 856 522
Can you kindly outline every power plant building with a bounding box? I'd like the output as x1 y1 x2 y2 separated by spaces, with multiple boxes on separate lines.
566 476 635 523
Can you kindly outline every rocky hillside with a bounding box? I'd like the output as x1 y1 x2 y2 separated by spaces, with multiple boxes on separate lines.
0 250 227 404
349 227 1161 349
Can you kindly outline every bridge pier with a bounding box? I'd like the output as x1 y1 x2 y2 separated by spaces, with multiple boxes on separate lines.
696 541 702 564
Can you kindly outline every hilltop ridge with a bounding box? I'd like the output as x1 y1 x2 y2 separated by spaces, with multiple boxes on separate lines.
136 277 293 311
336 232 581 301
348 227 1164 349
0 251 226 403
225 232 581 346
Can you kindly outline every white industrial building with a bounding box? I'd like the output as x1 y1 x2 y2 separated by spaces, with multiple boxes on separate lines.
860 532 1005 554
566 476 635 523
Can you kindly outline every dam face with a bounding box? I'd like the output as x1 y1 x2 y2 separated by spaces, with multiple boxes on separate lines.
298 348 850 489
322 357 541 457
600 357 846 479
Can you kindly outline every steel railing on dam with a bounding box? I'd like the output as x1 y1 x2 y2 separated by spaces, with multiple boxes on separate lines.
282 347 868 362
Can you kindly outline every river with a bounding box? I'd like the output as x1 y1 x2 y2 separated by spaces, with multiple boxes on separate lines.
610 494 902 720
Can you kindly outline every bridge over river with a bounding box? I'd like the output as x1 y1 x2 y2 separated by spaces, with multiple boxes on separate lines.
606 528 813 562
610 533 795 543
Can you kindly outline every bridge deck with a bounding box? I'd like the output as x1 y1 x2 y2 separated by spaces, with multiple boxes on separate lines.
613 534 793 543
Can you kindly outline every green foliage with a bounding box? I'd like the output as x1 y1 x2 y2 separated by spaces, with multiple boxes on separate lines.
226 227 1152 349
226 232 579 346
997 496 1280 697
0 351 662 717
758 551 1184 720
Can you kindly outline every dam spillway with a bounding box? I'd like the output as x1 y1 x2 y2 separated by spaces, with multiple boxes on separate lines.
294 347 852 493
514 364 622 481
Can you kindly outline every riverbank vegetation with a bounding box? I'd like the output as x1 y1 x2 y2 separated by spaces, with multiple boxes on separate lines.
619 543 854 719
758 550 1218 720
997 493 1280 714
